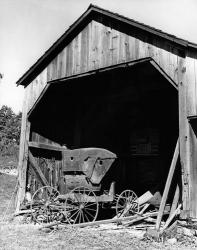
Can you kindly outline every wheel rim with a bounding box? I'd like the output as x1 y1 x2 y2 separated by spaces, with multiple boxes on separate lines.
31 186 61 224
65 186 99 224
116 190 139 217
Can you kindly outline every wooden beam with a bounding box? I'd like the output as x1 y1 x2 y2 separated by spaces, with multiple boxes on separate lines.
178 56 190 218
28 141 66 152
155 139 179 230
28 150 49 187
16 86 31 213
169 184 180 218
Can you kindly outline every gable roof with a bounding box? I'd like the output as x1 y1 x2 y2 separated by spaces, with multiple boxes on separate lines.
16 4 197 87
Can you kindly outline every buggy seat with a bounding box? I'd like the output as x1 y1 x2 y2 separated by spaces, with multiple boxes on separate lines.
62 148 117 184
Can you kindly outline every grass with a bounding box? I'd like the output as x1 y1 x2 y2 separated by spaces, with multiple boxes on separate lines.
0 162 197 249
0 173 17 222
0 154 18 170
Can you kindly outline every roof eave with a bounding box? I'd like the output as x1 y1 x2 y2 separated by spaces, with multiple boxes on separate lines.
16 6 94 86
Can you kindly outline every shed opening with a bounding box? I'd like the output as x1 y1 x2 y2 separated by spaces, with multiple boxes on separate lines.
28 60 179 201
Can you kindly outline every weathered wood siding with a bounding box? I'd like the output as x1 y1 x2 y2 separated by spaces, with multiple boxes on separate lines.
25 20 182 112
46 21 179 84
26 68 47 113
27 149 63 195
27 131 63 195
25 20 197 118
186 57 197 117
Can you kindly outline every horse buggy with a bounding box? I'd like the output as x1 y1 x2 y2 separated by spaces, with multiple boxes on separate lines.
30 148 140 224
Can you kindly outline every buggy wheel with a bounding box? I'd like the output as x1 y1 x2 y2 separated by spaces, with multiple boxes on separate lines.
116 190 139 217
65 186 99 224
31 186 62 224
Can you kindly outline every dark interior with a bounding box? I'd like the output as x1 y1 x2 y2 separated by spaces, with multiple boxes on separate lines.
29 61 178 196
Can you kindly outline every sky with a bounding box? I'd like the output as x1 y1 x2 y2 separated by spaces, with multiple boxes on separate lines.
0 0 197 113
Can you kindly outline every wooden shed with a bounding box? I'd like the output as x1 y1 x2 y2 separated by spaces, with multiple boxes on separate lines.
16 5 197 219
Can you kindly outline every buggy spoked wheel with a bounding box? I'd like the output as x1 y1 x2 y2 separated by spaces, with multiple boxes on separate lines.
116 190 139 217
31 186 62 224
65 186 99 224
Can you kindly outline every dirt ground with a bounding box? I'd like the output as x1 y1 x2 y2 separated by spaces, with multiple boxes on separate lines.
1 171 197 249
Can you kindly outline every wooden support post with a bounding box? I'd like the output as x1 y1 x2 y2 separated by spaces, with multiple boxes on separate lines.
16 86 31 212
28 150 49 187
188 123 197 218
155 139 179 230
178 56 190 218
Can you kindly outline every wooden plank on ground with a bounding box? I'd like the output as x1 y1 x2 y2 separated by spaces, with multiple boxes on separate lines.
161 204 182 233
41 211 163 229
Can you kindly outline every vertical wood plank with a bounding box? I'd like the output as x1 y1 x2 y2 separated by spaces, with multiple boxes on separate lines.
52 57 58 80
57 52 63 78
146 43 155 58
96 22 103 69
74 35 80 74
194 59 197 114
128 36 136 61
111 28 119 65
186 58 196 116
168 48 178 84
124 34 130 62
134 38 140 60
138 39 147 59
66 42 73 76
189 123 197 218
91 21 102 70
101 25 112 67
80 25 89 72
118 31 126 63
151 39 160 65
60 48 67 78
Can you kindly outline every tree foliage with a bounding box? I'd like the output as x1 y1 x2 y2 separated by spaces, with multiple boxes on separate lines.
0 105 22 156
